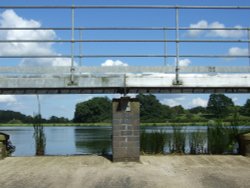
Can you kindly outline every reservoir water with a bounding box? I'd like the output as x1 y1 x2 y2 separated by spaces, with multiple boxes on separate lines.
0 126 249 156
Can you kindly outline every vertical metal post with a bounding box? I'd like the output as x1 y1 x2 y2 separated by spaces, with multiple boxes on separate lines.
248 29 250 66
123 74 127 97
70 4 75 84
79 29 83 66
164 28 167 66
174 7 181 85
36 95 41 116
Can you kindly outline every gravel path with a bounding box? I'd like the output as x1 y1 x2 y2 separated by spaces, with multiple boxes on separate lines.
0 155 249 188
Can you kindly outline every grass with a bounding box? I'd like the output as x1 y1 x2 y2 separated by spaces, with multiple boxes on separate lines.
1 122 250 127
33 116 46 156
0 123 111 127
189 130 207 154
170 126 186 154
140 129 167 154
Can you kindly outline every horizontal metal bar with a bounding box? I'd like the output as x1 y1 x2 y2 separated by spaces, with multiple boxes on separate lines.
0 87 249 94
0 66 249 74
0 5 250 9
0 39 249 43
0 27 249 31
0 55 249 58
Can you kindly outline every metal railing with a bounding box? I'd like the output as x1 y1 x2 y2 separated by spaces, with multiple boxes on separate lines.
0 5 250 85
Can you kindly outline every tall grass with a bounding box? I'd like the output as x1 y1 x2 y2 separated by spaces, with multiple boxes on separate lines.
33 95 46 156
140 129 167 154
33 115 46 156
189 130 206 154
207 118 242 154
170 126 186 154
207 120 229 154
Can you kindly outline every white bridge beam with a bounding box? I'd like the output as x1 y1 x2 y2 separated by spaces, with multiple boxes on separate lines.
0 66 249 94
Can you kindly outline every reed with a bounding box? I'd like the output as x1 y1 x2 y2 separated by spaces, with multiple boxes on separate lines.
189 130 206 154
170 126 186 154
33 95 46 156
33 115 46 156
140 129 167 154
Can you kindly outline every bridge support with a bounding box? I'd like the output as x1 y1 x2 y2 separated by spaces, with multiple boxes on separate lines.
112 97 140 162
0 134 7 159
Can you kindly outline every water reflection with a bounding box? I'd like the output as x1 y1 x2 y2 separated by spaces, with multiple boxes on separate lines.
0 126 249 156
74 127 112 155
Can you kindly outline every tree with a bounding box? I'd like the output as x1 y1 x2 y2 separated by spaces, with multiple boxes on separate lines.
0 110 33 123
48 116 70 123
207 94 234 118
189 106 207 114
74 97 112 123
136 94 171 122
240 99 250 116
171 105 185 116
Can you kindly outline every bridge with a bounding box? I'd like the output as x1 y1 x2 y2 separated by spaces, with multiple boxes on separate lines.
0 5 250 161
0 66 250 94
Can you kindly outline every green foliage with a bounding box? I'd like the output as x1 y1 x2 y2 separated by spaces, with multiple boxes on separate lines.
74 97 112 123
189 130 206 154
189 106 207 114
7 119 23 124
170 126 186 154
136 94 171 123
0 110 33 123
140 129 167 154
48 116 70 123
33 115 46 156
207 119 241 154
207 120 227 154
1 94 250 125
207 94 234 118
171 105 185 117
240 99 250 116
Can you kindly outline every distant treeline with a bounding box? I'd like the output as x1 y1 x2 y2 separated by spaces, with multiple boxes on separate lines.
0 110 70 124
73 94 250 124
1 94 250 124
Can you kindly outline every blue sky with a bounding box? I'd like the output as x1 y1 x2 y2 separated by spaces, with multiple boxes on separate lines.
0 0 249 119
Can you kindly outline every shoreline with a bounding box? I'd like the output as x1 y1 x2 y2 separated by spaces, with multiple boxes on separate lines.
1 122 250 127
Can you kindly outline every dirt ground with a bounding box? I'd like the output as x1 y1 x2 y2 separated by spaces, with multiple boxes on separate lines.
0 155 249 188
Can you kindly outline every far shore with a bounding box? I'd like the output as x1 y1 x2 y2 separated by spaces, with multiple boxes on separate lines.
0 122 250 127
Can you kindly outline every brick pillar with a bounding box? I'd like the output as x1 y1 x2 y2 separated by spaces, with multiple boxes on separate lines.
0 134 7 159
112 97 140 162
0 142 6 159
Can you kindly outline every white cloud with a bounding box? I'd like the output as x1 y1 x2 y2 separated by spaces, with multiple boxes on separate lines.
174 58 191 66
208 22 245 38
160 97 185 107
112 93 137 99
191 97 207 107
179 59 191 66
0 95 16 103
188 20 246 38
228 47 248 56
0 10 55 56
0 9 72 66
20 57 72 67
188 20 208 37
101 59 128 67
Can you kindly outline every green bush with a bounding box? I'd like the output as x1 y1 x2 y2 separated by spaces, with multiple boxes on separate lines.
7 119 23 124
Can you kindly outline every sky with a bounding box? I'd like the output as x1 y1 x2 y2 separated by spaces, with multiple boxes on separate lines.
0 0 249 119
